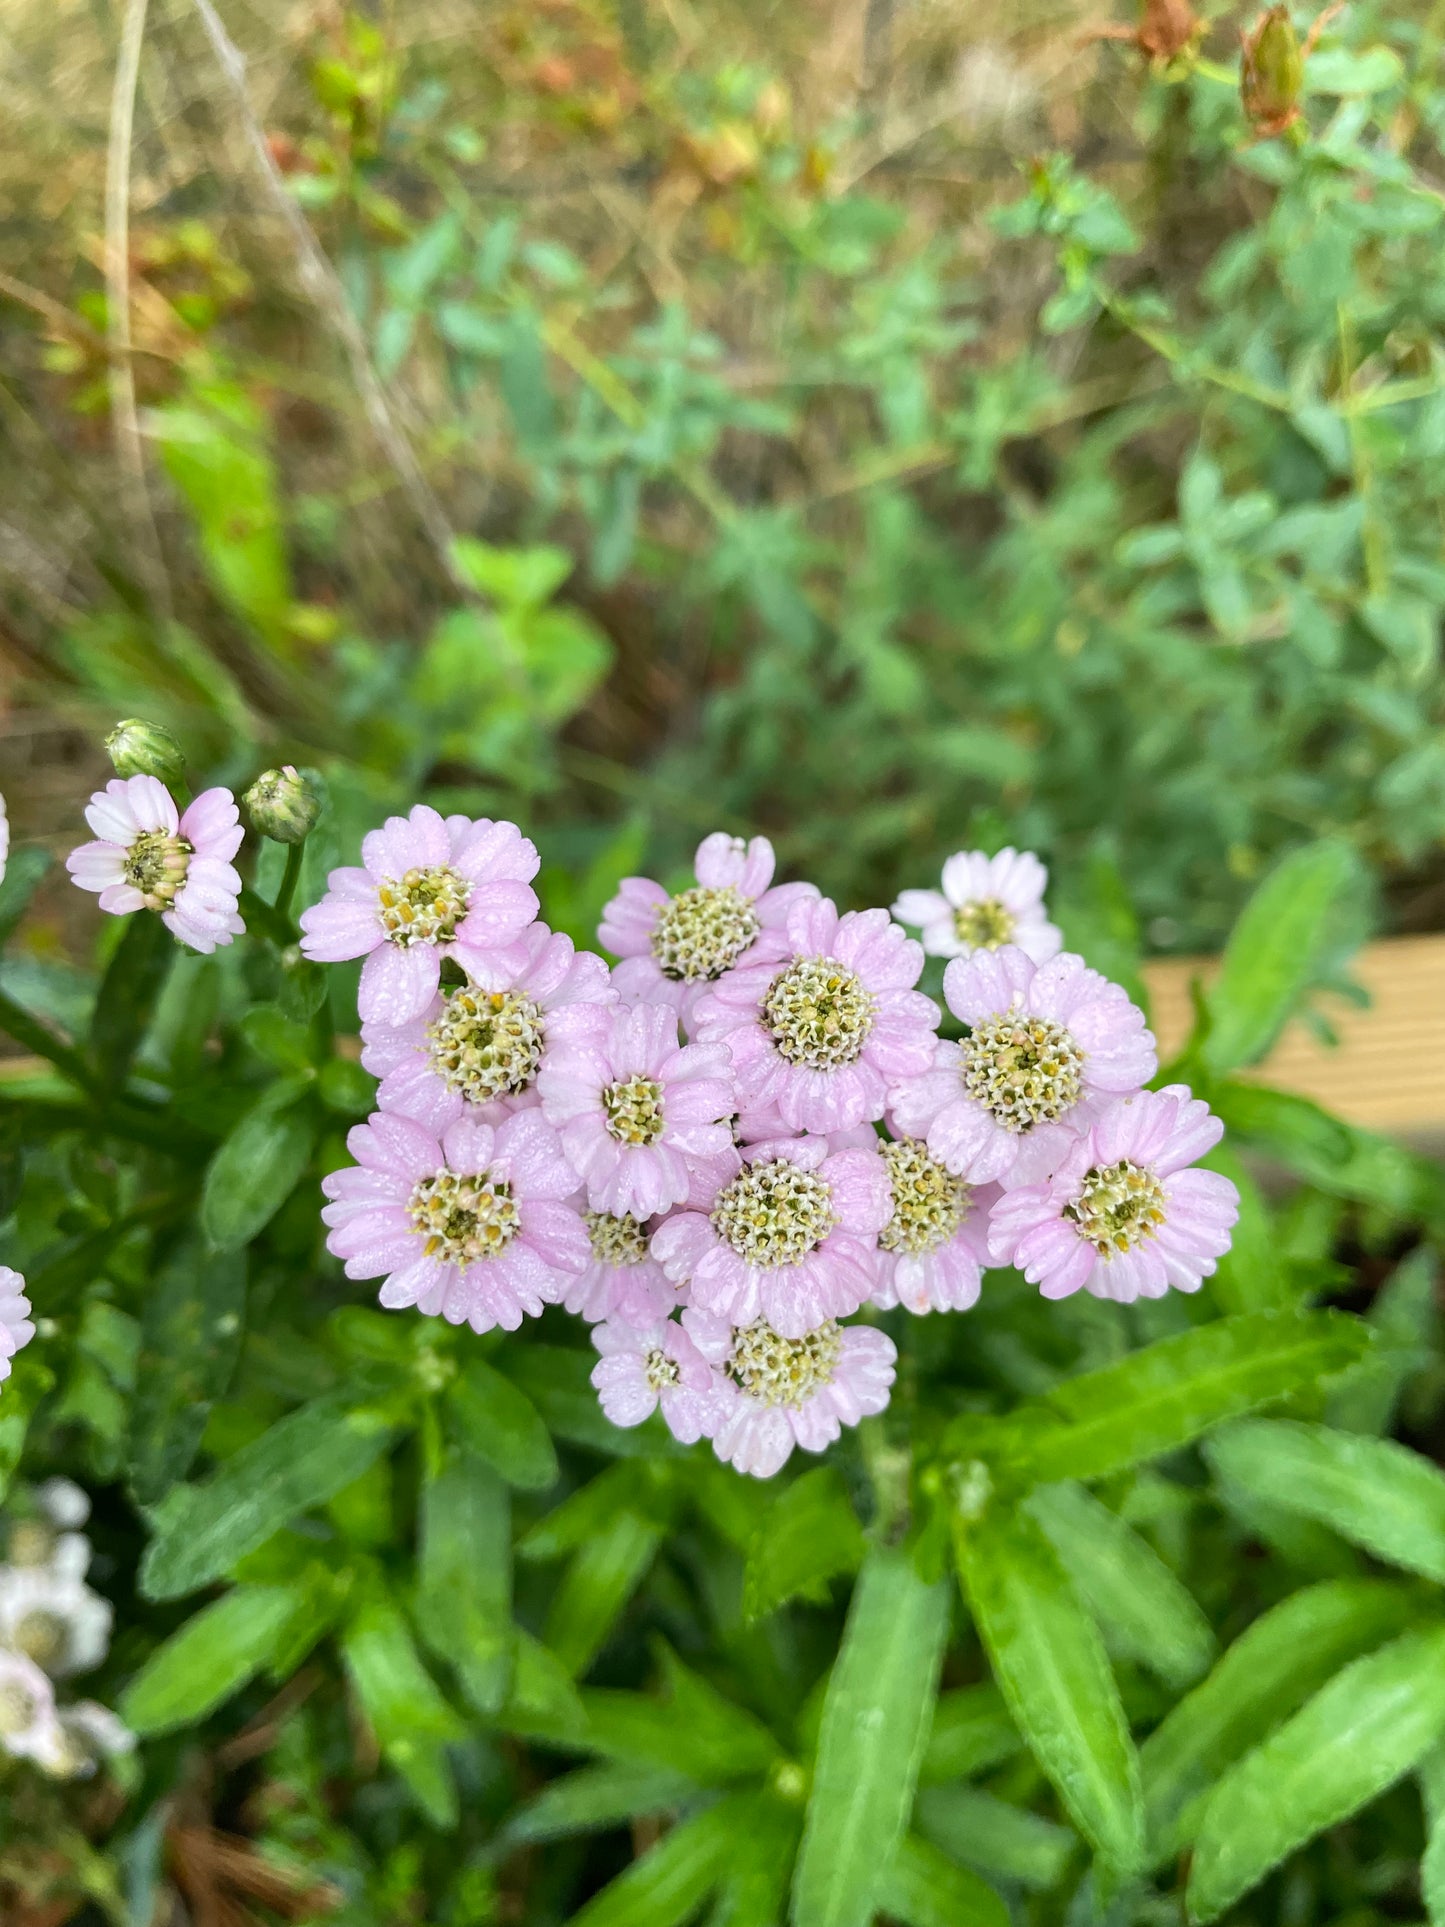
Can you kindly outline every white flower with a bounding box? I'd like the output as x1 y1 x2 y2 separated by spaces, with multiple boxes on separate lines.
0 1560 113 1677
0 1648 68 1770
892 847 1062 963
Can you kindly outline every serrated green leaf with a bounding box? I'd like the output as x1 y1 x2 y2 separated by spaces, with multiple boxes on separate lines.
743 1466 865 1622
90 908 174 1086
1142 1578 1420 1861
140 1394 395 1599
127 1239 246 1505
200 1079 317 1253
342 1590 465 1827
448 1356 558 1490
913 1786 1074 1891
920 1684 1020 1785
1029 1482 1216 1688
874 1833 1009 1927
1202 840 1359 1074
1187 1623 1445 1922
791 1546 951 1927
546 1510 662 1677
1206 1419 1445 1582
981 1311 1370 1488
956 1506 1142 1874
417 1446 512 1715
120 1585 300 1735
567 1792 738 1927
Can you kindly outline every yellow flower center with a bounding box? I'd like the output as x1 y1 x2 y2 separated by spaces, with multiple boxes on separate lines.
122 830 192 908
763 957 876 1069
650 884 762 982
378 865 470 946
427 986 546 1102
879 1137 972 1254
711 1158 837 1267
728 1319 841 1408
1065 1158 1168 1257
954 898 1016 949
602 1075 667 1146
586 1211 652 1266
408 1168 520 1265
962 1011 1084 1132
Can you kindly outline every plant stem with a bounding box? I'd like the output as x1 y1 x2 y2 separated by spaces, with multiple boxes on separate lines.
273 844 305 922
0 988 97 1098
239 885 298 949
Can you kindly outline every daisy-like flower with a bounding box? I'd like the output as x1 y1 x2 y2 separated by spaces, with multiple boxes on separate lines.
599 832 817 1027
321 1108 588 1333
360 922 614 1133
891 947 1156 1186
683 1309 897 1479
0 1649 67 1772
300 806 541 1027
0 1562 112 1678
50 1701 135 1780
651 1135 890 1338
871 1137 997 1316
0 1269 35 1390
696 897 937 1135
564 1207 676 1323
590 1314 726 1443
537 1001 735 1220
892 847 1062 963
66 777 244 954
988 1084 1239 1302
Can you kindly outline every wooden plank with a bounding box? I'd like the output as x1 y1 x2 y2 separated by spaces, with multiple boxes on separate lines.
1144 934 1445 1136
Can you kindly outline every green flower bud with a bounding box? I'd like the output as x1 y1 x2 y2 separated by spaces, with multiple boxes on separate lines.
244 765 324 845
1241 6 1304 135
104 718 187 787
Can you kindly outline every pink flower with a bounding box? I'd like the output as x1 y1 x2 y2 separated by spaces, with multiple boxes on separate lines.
537 1002 735 1219
66 777 244 955
684 1310 897 1479
871 1139 996 1316
590 1314 726 1443
563 1206 679 1323
0 1650 67 1770
321 1108 588 1332
695 897 938 1135
988 1085 1239 1302
893 847 1062 964
360 923 613 1132
651 1135 889 1339
0 1268 34 1388
299 807 540 1027
890 947 1156 1185
599 832 816 1027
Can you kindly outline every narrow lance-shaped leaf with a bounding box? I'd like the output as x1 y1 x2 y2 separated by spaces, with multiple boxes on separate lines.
545 1510 663 1677
201 1077 318 1254
874 1833 1009 1927
1205 1419 1445 1582
913 1785 1074 1892
920 1684 1020 1785
956 1504 1143 1875
90 908 174 1086
342 1589 465 1829
120 1586 301 1736
1187 1623 1445 1922
127 1240 246 1505
416 1446 512 1715
447 1356 558 1490
1202 839 1358 1075
140 1393 396 1600
501 1762 697 1848
1142 1577 1419 1862
791 1545 952 1927
566 1790 741 1927
980 1310 1371 1489
744 1464 866 1623
1028 1482 1216 1688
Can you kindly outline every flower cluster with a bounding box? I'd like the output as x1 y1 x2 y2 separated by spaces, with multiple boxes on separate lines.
0 1481 132 1779
302 820 1239 1477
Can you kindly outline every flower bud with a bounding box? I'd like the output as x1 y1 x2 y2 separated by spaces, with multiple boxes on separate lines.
1241 5 1304 135
104 718 186 787
244 765 324 845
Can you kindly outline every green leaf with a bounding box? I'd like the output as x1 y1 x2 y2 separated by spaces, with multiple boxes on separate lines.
342 1589 465 1828
1187 1624 1445 1922
1425 1807 1445 1927
791 1546 952 1927
416 1446 512 1715
502 1762 695 1847
546 1510 663 1677
140 1393 396 1599
709 1795 803 1927
127 1239 246 1505
1028 1483 1216 1688
874 1834 1009 1927
521 1464 659 1561
1205 1419 1445 1582
919 1684 1020 1785
1202 840 1358 1074
913 1786 1074 1891
576 1662 780 1786
1214 1083 1445 1231
200 1078 317 1253
120 1585 300 1736
955 1506 1142 1874
1204 1147 1296 1312
447 1356 558 1490
567 1792 739 1927
743 1466 866 1622
0 848 50 950
89 908 174 1086
976 1311 1371 1488
1142 1578 1420 1860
